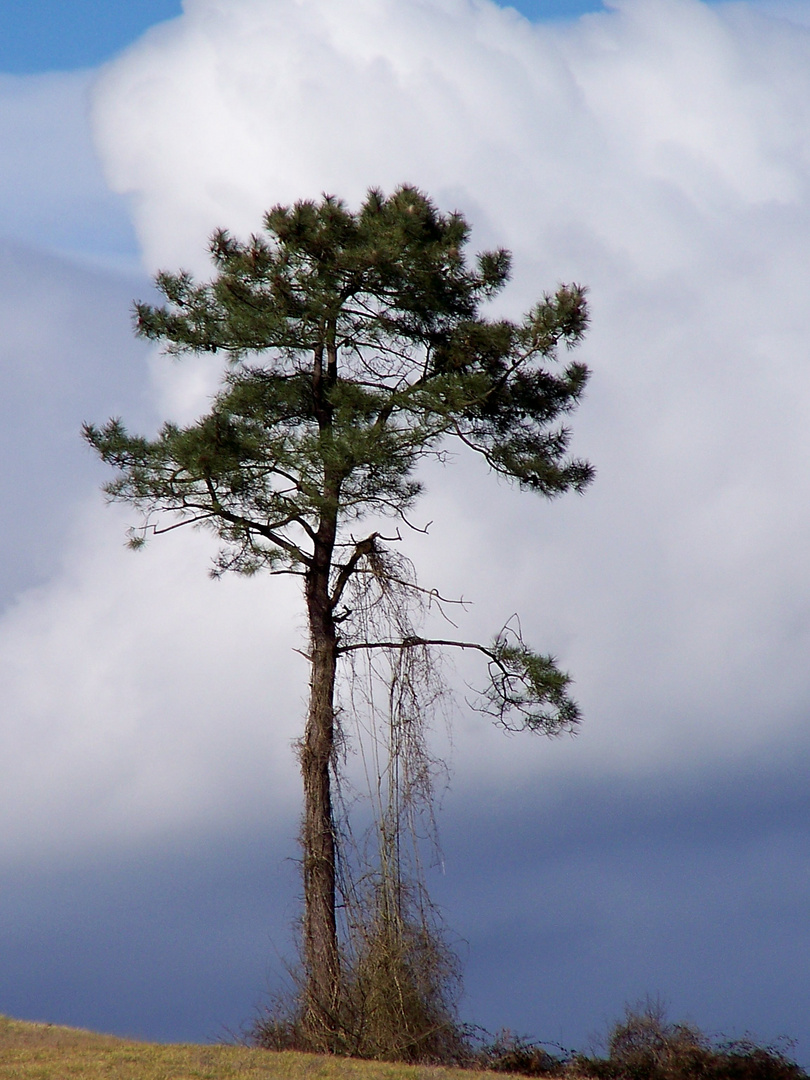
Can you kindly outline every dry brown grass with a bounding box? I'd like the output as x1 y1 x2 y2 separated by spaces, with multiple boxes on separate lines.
3 1007 804 1080
0 1015 509 1080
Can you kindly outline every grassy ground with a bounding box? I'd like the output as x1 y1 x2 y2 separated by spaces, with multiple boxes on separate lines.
0 1015 505 1080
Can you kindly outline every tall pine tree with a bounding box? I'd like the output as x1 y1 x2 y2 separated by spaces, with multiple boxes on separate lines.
85 185 593 1047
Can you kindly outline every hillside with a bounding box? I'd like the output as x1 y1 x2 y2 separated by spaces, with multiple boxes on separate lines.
0 1016 503 1080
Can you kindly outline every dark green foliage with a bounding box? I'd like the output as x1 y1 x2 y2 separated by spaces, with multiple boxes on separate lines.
84 184 593 733
482 623 581 733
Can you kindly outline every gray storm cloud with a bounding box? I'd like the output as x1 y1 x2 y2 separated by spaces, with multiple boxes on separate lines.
3 0 810 863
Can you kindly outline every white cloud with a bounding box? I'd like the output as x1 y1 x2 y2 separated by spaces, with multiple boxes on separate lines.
0 71 136 266
0 498 304 865
0 241 156 605
745 0 810 29
92 0 594 272
5 0 810 864
91 0 810 776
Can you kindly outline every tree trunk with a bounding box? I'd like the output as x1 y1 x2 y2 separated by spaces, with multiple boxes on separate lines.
300 330 343 1043
300 552 341 1042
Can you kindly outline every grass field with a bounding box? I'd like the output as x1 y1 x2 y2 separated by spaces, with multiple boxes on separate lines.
4 1012 807 1080
0 1015 507 1080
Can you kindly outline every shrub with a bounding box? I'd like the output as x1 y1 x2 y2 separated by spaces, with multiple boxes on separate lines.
249 903 467 1063
573 1001 807 1080
475 1030 568 1076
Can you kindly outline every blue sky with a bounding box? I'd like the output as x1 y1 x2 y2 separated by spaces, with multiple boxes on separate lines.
1 0 607 72
1 1 185 73
2 0 810 1066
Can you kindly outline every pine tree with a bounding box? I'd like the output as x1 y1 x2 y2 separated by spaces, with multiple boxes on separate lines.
84 185 593 1046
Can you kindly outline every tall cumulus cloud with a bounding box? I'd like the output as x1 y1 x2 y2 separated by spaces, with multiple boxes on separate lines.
3 0 810 863
91 0 810 780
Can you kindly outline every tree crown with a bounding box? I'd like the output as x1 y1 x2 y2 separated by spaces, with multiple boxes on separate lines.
84 185 593 733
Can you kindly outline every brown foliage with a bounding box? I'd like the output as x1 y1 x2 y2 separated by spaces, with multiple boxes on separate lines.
571 1001 806 1080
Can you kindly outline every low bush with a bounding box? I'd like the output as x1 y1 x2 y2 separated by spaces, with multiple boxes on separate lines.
472 1030 568 1076
572 1000 806 1080
249 913 467 1064
250 990 807 1080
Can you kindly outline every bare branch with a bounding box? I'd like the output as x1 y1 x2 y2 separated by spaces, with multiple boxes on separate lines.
337 635 489 656
338 624 579 739
145 513 214 535
331 533 379 608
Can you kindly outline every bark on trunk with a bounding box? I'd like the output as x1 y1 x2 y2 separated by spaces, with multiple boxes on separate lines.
300 330 342 1042
300 547 341 1040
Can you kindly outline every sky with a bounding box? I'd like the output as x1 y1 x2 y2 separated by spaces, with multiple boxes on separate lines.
2 0 810 1064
